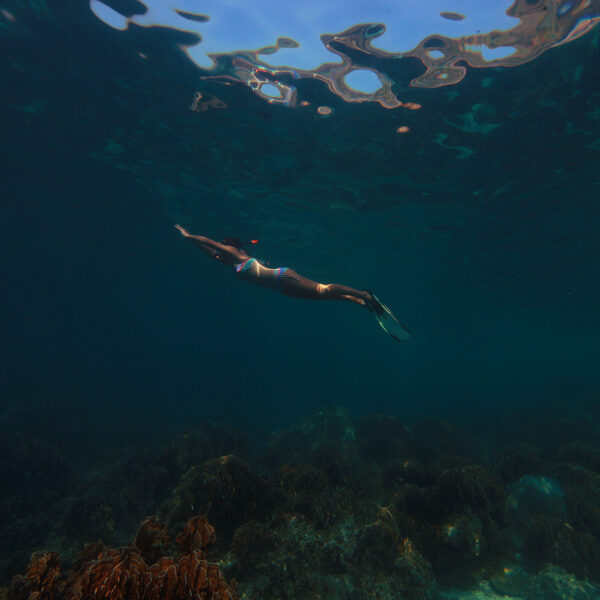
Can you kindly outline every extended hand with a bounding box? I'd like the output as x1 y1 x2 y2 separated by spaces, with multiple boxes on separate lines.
175 224 190 237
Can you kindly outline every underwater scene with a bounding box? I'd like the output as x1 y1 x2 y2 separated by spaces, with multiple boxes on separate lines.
1 0 600 598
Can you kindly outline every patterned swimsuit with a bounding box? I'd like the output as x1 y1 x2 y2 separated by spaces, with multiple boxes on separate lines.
234 258 292 291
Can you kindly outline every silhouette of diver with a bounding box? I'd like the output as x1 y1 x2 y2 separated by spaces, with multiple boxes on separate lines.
175 225 411 342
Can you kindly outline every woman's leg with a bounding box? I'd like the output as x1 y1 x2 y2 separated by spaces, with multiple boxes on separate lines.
279 271 371 306
317 283 371 306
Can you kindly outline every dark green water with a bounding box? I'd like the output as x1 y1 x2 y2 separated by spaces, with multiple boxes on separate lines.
2 2 599 443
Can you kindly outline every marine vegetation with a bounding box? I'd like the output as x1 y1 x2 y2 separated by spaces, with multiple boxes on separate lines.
6 516 235 600
3 405 600 600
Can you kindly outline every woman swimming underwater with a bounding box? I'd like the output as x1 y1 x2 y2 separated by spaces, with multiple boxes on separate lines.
175 225 411 342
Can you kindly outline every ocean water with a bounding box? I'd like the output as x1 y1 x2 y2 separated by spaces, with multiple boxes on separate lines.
1 1 600 598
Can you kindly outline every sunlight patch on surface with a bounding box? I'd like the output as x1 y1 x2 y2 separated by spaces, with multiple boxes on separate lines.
88 0 600 107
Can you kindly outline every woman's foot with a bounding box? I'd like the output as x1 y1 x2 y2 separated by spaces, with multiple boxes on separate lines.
364 290 384 314
356 290 371 308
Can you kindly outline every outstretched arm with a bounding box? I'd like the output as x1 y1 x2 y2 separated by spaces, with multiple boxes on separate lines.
175 225 246 262
175 225 221 255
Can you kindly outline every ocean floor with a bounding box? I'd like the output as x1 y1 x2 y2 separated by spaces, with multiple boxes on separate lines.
2 405 600 599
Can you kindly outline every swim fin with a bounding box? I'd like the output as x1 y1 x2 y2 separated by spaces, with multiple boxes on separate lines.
367 292 411 343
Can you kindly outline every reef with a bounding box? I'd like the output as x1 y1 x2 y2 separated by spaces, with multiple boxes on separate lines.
5 517 236 600
3 405 600 600
0 419 245 582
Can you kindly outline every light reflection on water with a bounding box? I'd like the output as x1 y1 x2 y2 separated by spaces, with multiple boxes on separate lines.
90 0 600 108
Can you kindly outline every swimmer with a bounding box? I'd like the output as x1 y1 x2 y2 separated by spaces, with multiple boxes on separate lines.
175 225 411 342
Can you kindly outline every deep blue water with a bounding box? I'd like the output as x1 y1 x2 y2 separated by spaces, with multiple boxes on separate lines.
1 2 600 592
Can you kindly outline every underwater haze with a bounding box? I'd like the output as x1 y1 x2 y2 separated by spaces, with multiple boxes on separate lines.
1 0 600 598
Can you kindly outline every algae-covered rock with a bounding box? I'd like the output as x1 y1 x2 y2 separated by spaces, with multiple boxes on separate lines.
488 564 529 597
162 454 266 534
265 405 357 467
524 565 600 600
441 513 483 558
505 475 567 526
439 580 524 599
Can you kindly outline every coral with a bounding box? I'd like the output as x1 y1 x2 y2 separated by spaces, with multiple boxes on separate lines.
505 475 567 527
264 406 357 467
146 558 176 599
61 450 172 553
267 464 347 527
42 420 248 577
384 459 433 489
395 538 436 600
134 517 170 565
68 542 109 572
67 547 148 600
157 422 248 478
395 483 430 519
414 515 484 588
146 552 235 600
175 516 215 556
524 565 600 600
231 515 355 600
440 513 483 559
353 523 398 572
7 407 600 599
163 455 266 534
349 506 436 598
556 463 600 538
230 521 274 567
488 564 529 597
8 552 62 600
433 466 504 524
523 517 583 575
393 465 506 586
7 519 236 600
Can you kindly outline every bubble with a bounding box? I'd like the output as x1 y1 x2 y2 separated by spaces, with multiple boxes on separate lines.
317 106 333 116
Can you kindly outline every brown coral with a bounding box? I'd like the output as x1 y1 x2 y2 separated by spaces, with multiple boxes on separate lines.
146 558 177 600
68 548 149 600
146 552 235 600
7 518 236 600
175 516 216 556
134 517 170 565
8 552 61 600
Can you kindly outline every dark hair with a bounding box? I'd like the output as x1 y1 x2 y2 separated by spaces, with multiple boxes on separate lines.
221 236 245 249
221 237 258 249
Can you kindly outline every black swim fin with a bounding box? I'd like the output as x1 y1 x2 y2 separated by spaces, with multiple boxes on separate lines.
367 292 411 343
